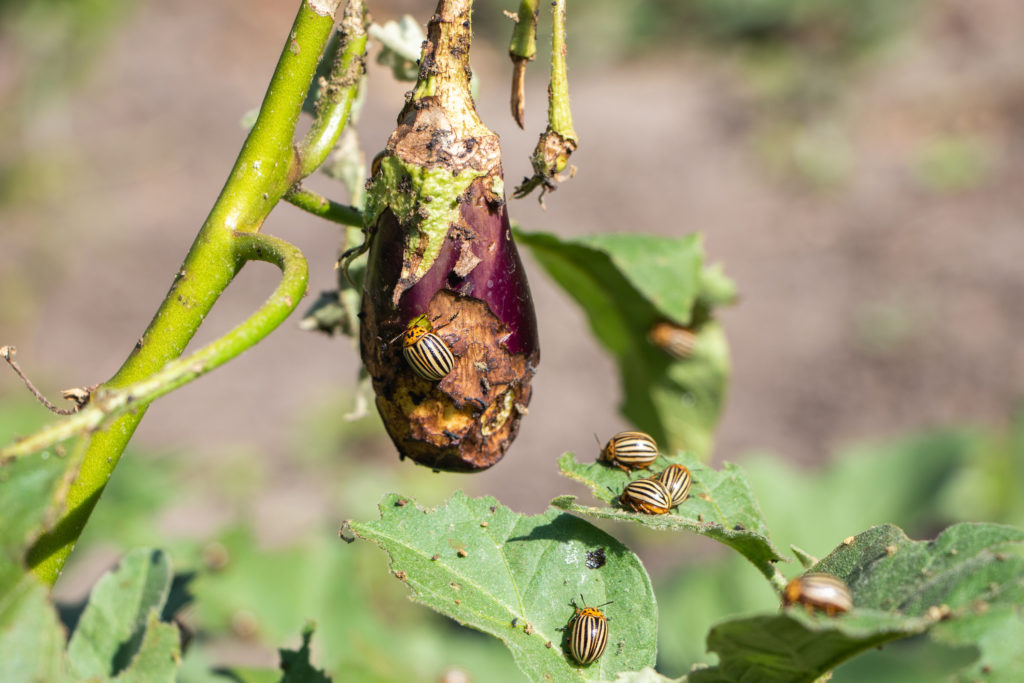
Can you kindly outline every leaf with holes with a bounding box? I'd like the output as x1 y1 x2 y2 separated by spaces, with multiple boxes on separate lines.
344 491 657 682
555 452 785 580
691 522 1024 682
689 610 934 683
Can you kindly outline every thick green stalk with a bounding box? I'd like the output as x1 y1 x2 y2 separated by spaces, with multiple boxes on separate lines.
513 0 577 200
25 0 342 585
547 0 575 141
297 0 367 177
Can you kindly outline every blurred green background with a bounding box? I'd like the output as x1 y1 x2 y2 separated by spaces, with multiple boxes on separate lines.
2 0 1023 680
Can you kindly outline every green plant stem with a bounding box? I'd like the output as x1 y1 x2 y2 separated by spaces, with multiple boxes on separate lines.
285 185 362 226
297 0 367 177
548 0 575 142
23 0 345 586
508 0 538 61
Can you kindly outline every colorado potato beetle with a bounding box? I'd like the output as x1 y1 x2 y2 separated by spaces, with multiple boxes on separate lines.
782 572 853 616
619 478 672 515
398 314 456 382
648 321 699 359
600 431 658 471
566 595 610 665
655 464 692 508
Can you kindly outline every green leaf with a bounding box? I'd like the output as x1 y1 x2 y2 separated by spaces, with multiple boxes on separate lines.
690 610 933 683
578 233 704 326
278 623 330 683
0 576 67 683
369 17 424 81
516 229 733 457
607 668 685 682
693 522 1024 682
0 451 80 683
696 262 738 308
790 545 818 569
190 524 518 682
113 611 181 683
817 522 1024 681
555 452 786 580
67 548 178 680
346 491 657 682
0 447 82 570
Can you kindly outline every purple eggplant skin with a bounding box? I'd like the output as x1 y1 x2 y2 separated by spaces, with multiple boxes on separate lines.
359 184 540 472
358 1 539 472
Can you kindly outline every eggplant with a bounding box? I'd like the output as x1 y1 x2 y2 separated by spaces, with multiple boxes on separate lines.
358 0 539 472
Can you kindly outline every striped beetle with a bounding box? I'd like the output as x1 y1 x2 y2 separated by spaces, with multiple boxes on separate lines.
655 464 692 508
396 313 457 382
648 321 698 360
782 573 852 616
566 595 611 665
600 431 658 471
619 478 672 515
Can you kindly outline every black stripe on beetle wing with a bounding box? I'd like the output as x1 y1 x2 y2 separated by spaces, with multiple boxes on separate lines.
570 612 608 664
610 432 658 467
621 479 671 513
656 464 692 507
403 333 454 381
420 333 454 376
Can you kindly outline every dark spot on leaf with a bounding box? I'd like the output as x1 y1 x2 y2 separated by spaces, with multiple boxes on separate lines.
734 523 745 531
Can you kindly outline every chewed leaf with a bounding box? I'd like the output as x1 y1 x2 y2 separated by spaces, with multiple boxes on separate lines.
693 522 1024 682
516 229 733 458
815 522 1024 680
556 452 785 580
689 610 934 683
278 623 330 683
345 491 657 682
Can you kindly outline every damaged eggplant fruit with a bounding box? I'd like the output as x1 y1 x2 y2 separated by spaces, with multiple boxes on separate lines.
358 0 539 472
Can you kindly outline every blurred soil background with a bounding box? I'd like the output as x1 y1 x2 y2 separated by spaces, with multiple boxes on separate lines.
2 0 1024 676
